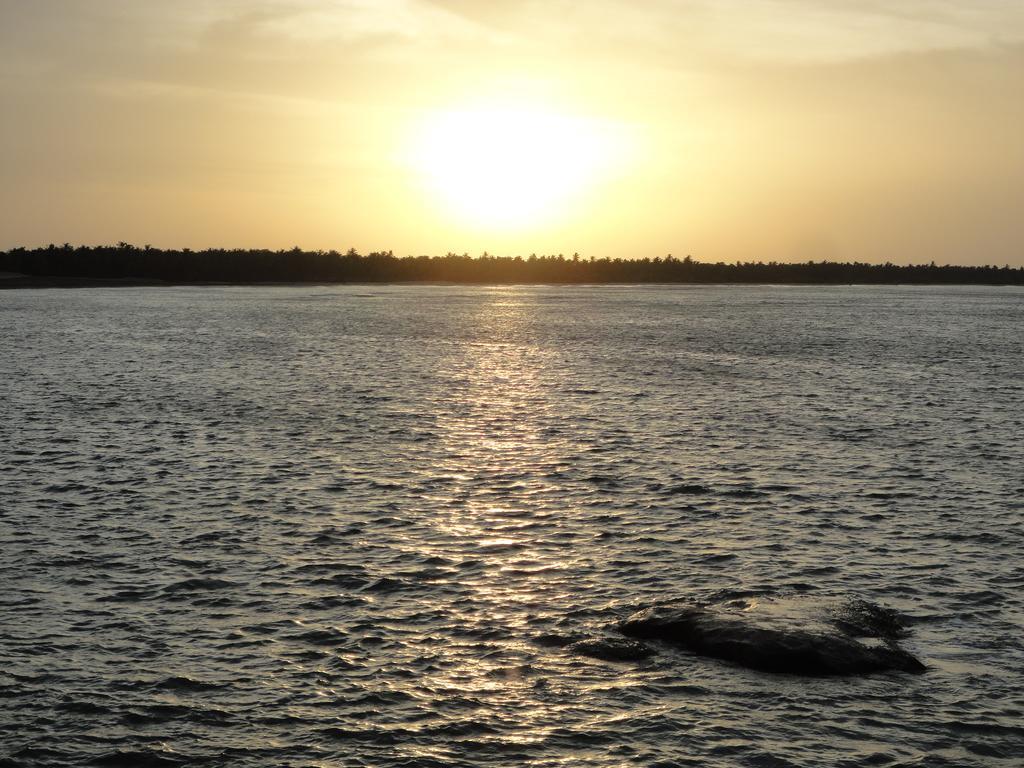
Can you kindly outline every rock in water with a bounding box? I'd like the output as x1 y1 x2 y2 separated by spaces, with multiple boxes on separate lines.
619 596 925 676
568 637 654 662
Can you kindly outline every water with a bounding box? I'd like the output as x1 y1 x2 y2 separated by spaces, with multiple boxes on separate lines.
1 285 1022 767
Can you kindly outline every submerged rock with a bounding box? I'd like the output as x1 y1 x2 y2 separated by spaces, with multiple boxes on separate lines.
568 637 654 662
619 596 925 676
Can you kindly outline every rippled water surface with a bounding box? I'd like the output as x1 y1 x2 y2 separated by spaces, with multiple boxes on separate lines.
2 285 1023 767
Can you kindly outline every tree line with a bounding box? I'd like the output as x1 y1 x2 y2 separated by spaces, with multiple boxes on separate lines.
2 243 1022 285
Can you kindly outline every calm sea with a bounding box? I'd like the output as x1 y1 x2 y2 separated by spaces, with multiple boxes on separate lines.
1 285 1022 767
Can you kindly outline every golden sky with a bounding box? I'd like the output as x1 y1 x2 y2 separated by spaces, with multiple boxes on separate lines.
2 0 1023 265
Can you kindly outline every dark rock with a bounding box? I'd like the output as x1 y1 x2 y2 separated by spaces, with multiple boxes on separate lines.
568 637 654 662
619 596 925 676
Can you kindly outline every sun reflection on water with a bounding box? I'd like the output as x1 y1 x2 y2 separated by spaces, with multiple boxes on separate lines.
402 289 587 737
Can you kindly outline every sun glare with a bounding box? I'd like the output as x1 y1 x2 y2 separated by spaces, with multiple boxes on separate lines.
410 103 627 230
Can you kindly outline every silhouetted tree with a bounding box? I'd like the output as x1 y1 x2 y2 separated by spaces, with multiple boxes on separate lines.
1 244 1022 286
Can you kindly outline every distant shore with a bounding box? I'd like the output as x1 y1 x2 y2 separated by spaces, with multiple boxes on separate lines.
3 275 1024 290
0 274 176 289
2 245 1023 286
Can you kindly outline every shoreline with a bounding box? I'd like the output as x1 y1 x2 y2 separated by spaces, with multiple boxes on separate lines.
2 275 1023 290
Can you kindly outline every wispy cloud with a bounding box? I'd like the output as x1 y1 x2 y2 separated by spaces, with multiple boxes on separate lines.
5 0 1023 100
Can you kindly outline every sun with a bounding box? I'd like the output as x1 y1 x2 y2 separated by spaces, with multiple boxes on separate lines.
409 102 626 230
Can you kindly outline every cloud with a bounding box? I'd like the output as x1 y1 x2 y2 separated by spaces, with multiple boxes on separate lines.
5 0 1023 106
423 0 1024 62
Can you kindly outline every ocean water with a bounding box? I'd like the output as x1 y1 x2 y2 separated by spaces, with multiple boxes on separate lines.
1 284 1022 768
